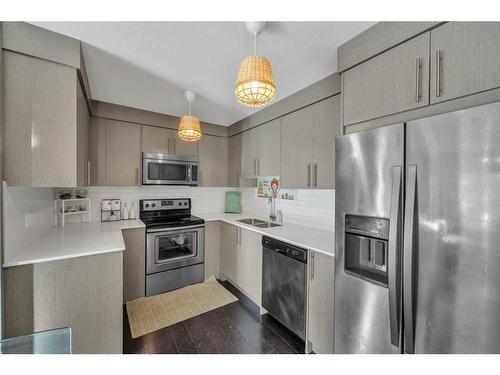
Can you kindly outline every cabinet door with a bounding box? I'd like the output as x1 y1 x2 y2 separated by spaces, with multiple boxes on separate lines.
173 137 199 157
307 251 334 354
105 120 141 186
228 133 242 187
221 223 237 281
123 227 145 303
343 32 430 126
204 221 221 279
236 228 263 305
89 117 106 186
255 118 281 177
3 51 77 187
313 95 341 189
198 135 228 187
77 80 90 187
280 106 314 189
430 22 500 104
241 128 258 178
141 125 171 154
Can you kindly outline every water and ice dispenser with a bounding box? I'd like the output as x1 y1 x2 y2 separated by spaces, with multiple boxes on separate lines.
344 214 389 286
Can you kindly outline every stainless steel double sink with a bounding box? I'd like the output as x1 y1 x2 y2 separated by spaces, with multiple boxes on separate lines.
236 218 282 228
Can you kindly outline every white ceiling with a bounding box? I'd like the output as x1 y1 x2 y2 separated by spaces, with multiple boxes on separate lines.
30 22 375 126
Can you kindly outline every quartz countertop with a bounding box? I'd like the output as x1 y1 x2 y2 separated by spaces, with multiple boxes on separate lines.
2 220 145 268
196 212 334 258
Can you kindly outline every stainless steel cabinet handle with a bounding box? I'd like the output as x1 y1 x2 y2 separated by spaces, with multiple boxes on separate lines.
236 171 239 187
403 165 417 353
307 164 311 187
388 166 402 347
167 138 171 154
86 160 91 186
135 168 139 186
257 158 260 176
415 57 422 103
435 50 442 97
253 158 256 175
310 252 315 281
314 163 318 187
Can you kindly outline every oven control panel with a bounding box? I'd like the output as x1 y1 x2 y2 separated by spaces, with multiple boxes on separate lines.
140 198 191 211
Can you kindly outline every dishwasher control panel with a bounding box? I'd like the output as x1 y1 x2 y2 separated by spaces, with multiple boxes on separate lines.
262 236 308 263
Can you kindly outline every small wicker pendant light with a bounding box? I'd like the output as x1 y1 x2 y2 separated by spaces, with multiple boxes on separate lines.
178 91 202 142
234 22 276 107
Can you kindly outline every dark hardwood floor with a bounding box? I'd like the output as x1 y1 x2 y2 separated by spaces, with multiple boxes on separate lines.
123 280 305 354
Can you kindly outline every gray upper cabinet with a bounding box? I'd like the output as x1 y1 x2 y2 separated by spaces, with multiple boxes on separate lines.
173 137 199 157
89 117 106 186
198 135 228 187
241 127 258 178
343 32 430 126
3 51 79 187
141 125 171 154
254 119 281 177
228 133 242 187
77 80 90 187
280 106 315 189
313 95 341 188
105 120 141 186
430 22 500 104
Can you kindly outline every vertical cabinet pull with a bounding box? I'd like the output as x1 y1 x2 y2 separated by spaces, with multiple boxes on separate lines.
314 163 318 187
435 49 442 97
173 138 176 155
310 252 315 280
167 138 171 154
415 57 422 103
135 168 139 186
257 158 260 176
86 160 91 186
253 159 256 176
307 164 311 187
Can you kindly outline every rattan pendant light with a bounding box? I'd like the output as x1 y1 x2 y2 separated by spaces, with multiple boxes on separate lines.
178 91 202 142
234 22 276 107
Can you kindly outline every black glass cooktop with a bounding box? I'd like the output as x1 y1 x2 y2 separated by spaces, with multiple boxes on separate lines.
141 215 204 229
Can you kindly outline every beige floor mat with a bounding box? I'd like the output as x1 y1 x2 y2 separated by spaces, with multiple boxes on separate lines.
126 276 238 338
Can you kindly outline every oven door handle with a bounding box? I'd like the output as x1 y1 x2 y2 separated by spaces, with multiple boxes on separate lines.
146 224 205 233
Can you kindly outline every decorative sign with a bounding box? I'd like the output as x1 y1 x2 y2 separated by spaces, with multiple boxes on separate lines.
257 176 297 200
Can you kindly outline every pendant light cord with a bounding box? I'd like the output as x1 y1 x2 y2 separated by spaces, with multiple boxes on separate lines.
254 32 257 56
188 100 192 115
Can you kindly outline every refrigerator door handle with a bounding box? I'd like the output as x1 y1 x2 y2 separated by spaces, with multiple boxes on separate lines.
388 165 402 347
403 165 417 354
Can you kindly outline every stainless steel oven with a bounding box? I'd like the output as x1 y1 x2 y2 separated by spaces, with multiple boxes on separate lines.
141 198 205 296
142 153 199 186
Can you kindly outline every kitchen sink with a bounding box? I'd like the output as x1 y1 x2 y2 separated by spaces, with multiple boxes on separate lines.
236 218 282 228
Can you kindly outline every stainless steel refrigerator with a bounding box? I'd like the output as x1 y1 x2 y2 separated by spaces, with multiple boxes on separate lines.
334 101 500 354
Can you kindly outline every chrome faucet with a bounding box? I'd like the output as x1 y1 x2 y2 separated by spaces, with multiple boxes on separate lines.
268 195 276 221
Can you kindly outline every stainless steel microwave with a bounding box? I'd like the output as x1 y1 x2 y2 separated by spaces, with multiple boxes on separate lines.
142 153 199 185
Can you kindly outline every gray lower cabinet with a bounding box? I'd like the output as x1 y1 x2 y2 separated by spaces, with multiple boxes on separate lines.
198 135 228 187
306 251 334 354
430 22 500 104
280 106 315 189
4 252 123 354
228 133 242 187
342 32 430 126
313 95 341 189
123 227 146 303
204 221 221 279
105 120 141 186
220 223 262 306
3 50 80 187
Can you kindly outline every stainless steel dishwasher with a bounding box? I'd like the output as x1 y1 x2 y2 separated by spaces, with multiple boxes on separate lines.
262 236 308 340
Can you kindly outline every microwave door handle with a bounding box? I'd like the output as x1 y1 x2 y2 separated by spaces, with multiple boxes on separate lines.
403 165 417 354
388 165 402 347
188 165 192 182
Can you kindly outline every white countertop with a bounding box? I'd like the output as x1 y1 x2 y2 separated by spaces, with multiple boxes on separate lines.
3 220 145 268
3 213 334 268
197 212 334 258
